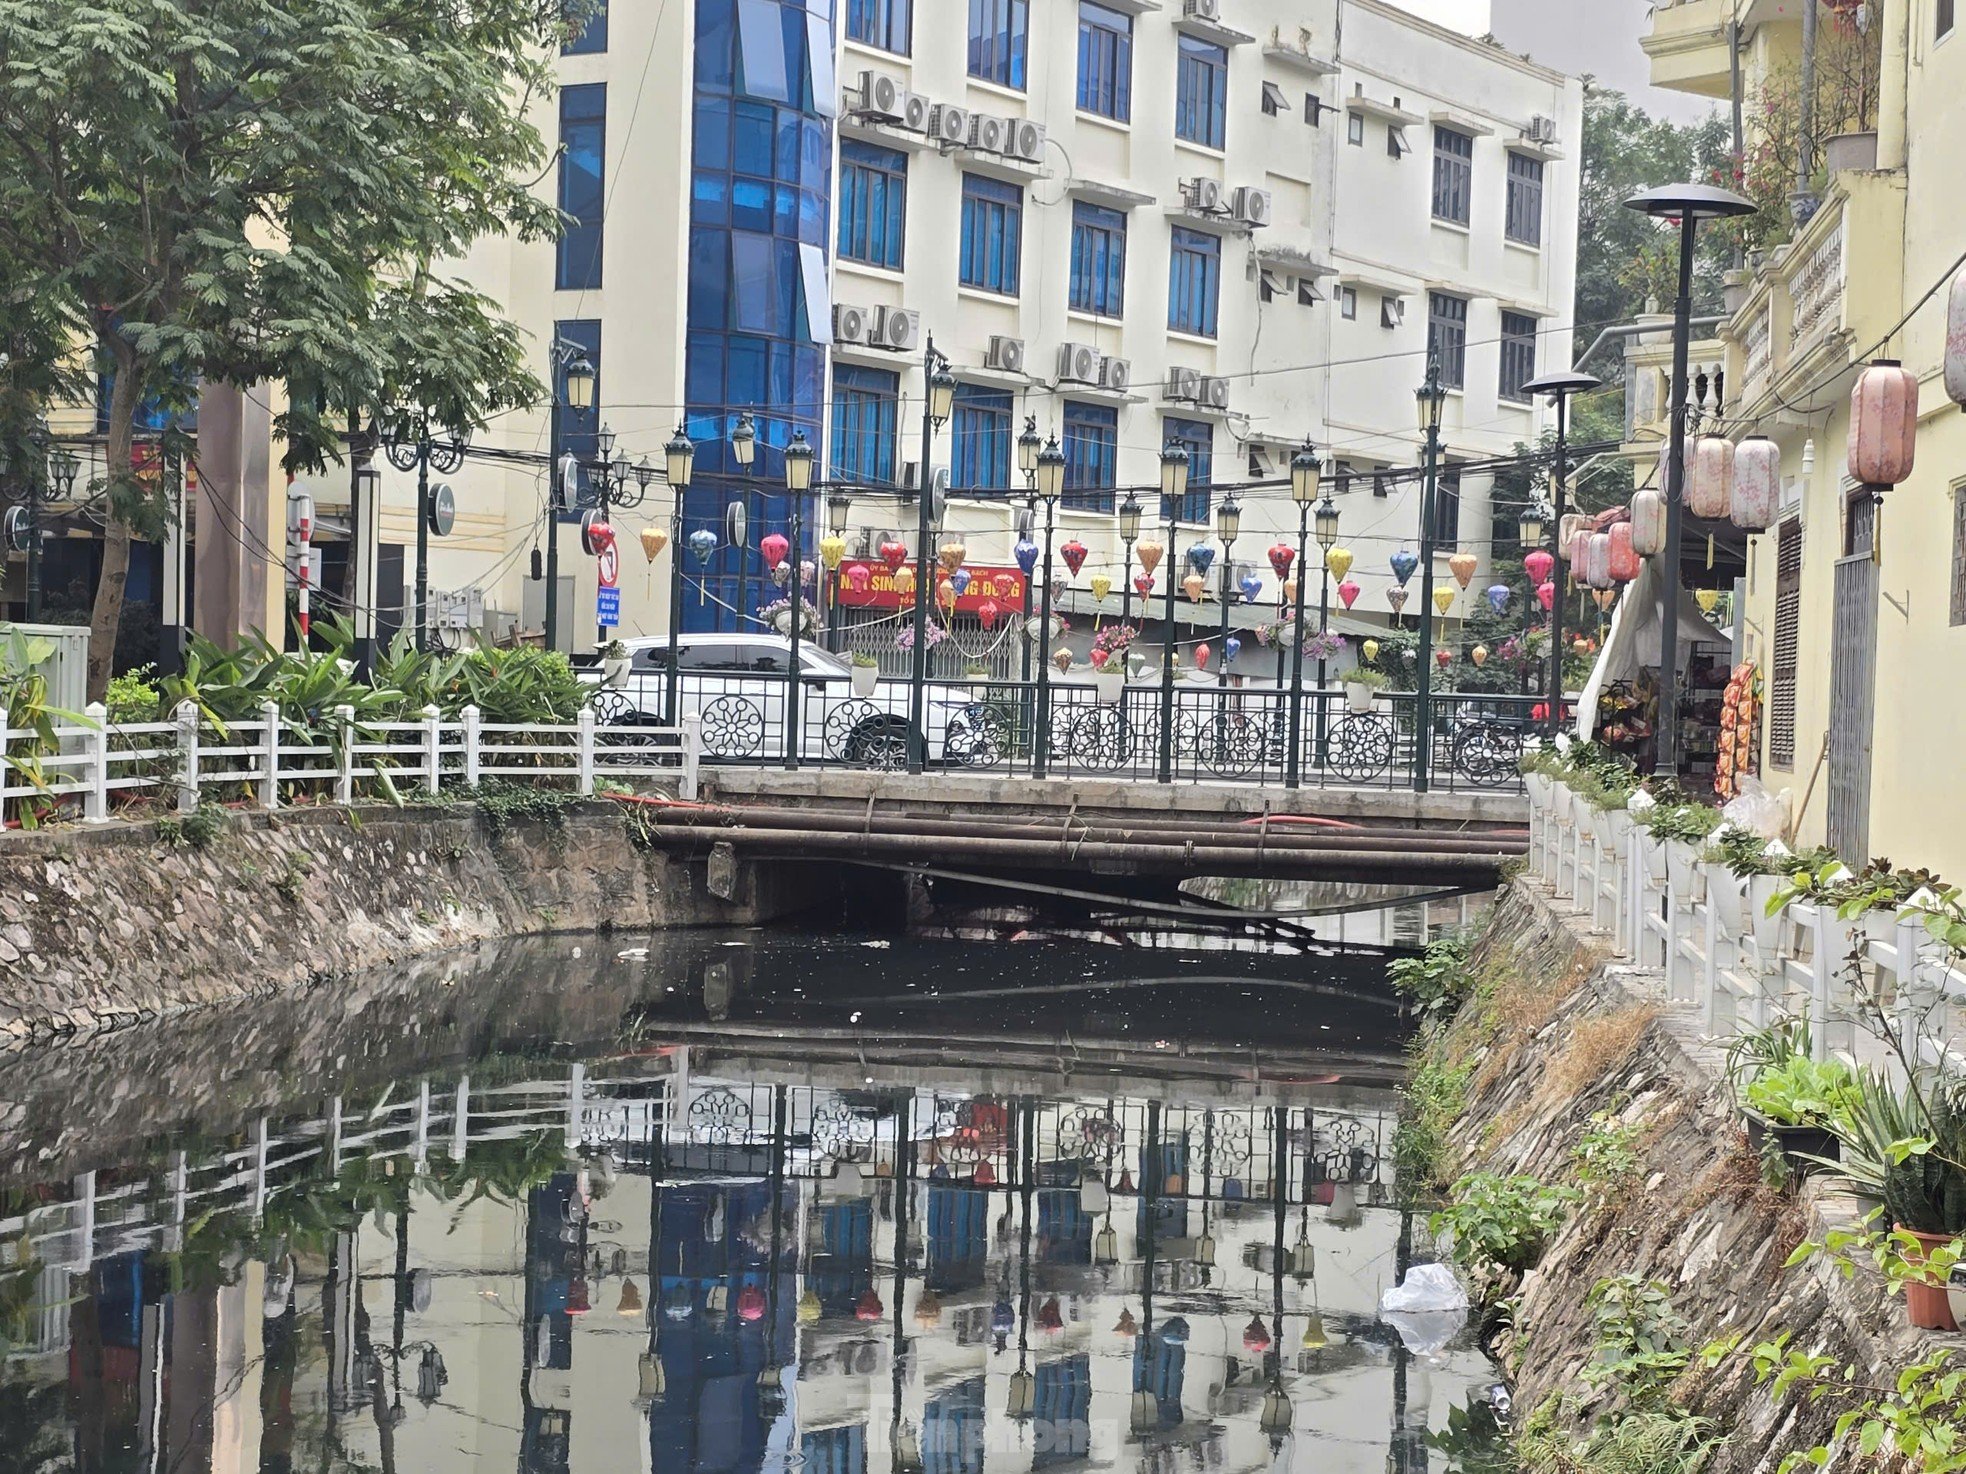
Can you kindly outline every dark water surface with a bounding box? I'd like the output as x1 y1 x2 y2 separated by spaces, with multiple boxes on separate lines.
0 898 1495 1472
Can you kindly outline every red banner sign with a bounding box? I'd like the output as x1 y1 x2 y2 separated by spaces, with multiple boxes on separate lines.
836 563 1027 613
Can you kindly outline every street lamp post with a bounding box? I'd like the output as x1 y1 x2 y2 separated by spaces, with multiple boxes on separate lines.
384 412 466 653
1624 183 1755 775
1516 496 1548 702
781 430 814 771
1312 489 1340 773
1032 437 1067 779
1018 418 1042 695
1214 497 1241 691
662 424 695 726
1118 494 1142 631
1157 442 1189 784
1412 364 1447 794
1519 371 1600 738
38 445 78 625
730 413 756 636
907 344 957 775
543 345 597 655
825 490 851 654
583 424 652 647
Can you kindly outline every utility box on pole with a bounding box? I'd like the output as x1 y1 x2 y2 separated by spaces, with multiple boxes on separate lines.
3 622 91 715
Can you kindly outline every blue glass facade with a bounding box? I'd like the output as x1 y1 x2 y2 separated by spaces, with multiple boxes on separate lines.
557 84 606 289
687 0 836 631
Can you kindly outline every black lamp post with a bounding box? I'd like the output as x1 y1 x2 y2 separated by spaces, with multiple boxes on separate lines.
352 455 381 676
781 430 814 770
581 425 653 647
1017 417 1042 692
1214 495 1241 691
1157 441 1189 783
1516 494 1549 701
824 489 851 653
1412 364 1447 793
1520 370 1600 737
662 424 694 726
1118 493 1143 631
383 412 467 653
1032 435 1067 779
543 345 597 655
38 445 78 624
1312 487 1340 774
1623 183 1755 774
730 412 756 635
907 346 957 774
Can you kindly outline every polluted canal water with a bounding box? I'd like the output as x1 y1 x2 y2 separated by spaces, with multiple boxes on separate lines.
0 892 1502 1472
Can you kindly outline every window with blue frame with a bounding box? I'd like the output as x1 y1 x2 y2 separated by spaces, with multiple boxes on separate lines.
1175 35 1227 149
1167 227 1220 337
924 1377 987 1474
831 365 899 484
846 0 910 53
968 0 1028 88
802 1426 867 1474
951 385 1012 492
959 174 1022 295
1077 3 1132 120
563 0 606 53
1069 202 1126 317
1032 1357 1093 1468
838 141 907 269
557 84 606 290
1163 416 1212 524
1062 401 1117 513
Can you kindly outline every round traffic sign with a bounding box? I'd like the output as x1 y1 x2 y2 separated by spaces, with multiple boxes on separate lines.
426 482 456 536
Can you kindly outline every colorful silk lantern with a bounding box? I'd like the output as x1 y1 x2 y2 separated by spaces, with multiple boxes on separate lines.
1186 544 1215 576
1629 488 1666 556
689 528 718 566
1060 539 1088 576
1431 586 1455 616
1607 522 1640 583
1389 549 1418 585
938 541 967 573
1053 647 1073 672
1051 573 1068 603
1136 539 1164 576
818 534 846 570
1435 648 1452 668
1225 635 1242 664
1133 573 1154 597
1568 528 1592 573
1268 543 1296 579
1695 588 1721 614
1183 572 1206 601
1485 584 1511 614
879 539 908 573
1536 580 1556 611
1688 434 1733 520
1326 546 1354 582
1238 571 1263 603
760 532 790 571
1337 579 1360 609
1848 359 1918 487
978 598 1001 629
1470 644 1489 667
1361 638 1380 662
1593 588 1619 611
937 578 957 611
1447 551 1477 589
1584 531 1612 589
1193 642 1211 669
1282 577 1298 604
1557 512 1591 553
1090 573 1112 602
640 527 669 562
1387 587 1409 615
1731 435 1779 531
894 565 916 599
845 562 872 593
1523 548 1555 584
1014 536 1040 576
950 567 972 596
800 558 816 588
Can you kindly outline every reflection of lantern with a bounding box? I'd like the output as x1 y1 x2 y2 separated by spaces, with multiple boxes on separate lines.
1090 573 1111 602
1060 539 1088 576
1268 543 1296 579
1113 1309 1138 1337
1731 436 1779 531
736 1284 767 1321
1485 584 1511 614
1186 544 1215 576
879 539 908 572
1239 571 1263 603
950 567 972 596
1133 574 1154 596
1135 539 1164 576
1337 580 1360 609
1536 580 1556 611
798 1289 822 1324
818 534 846 570
1389 549 1418 585
1471 644 1489 667
1585 532 1612 588
1688 435 1733 520
689 528 718 566
1037 1297 1064 1333
1183 572 1206 600
1431 586 1454 615
1523 548 1555 584
1326 546 1354 582
1848 359 1918 486
1608 523 1640 582
760 532 790 570
845 562 872 593
1014 537 1040 576
1630 488 1666 555
1361 638 1380 662
855 1290 884 1322
1053 647 1072 672
978 599 1001 629
939 541 967 573
1447 551 1477 589
1193 643 1211 670
1242 1316 1272 1354
915 1291 943 1329
640 528 669 562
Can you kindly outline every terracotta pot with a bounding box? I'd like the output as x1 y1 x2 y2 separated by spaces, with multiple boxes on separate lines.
1901 1229 1962 1332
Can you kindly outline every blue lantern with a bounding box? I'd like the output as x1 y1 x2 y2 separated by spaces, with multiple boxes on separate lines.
991 1298 1015 1337
1225 636 1242 664
1015 537 1041 576
1159 1316 1191 1346
1389 549 1418 586
1186 545 1216 577
951 568 972 596
1485 583 1512 614
689 528 719 567
1238 571 1262 604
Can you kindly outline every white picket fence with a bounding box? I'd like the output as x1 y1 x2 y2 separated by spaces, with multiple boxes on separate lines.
1 700 702 822
1524 774 1966 1082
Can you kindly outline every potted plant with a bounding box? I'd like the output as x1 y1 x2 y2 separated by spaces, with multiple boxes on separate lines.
1343 666 1387 714
963 661 994 698
1878 1078 1966 1330
850 651 880 698
1090 625 1137 705
1739 1053 1855 1180
1649 803 1723 903
599 638 631 688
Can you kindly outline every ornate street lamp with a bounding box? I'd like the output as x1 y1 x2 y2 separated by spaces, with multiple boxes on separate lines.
781 429 815 769
1157 441 1190 783
662 423 695 725
1214 495 1241 695
1521 370 1603 739
1017 416 1043 691
906 345 956 773
825 489 851 653
542 347 596 653
1118 493 1143 630
1033 436 1067 778
1412 366 1448 792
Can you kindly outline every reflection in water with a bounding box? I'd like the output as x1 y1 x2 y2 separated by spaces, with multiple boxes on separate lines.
0 918 1488 1473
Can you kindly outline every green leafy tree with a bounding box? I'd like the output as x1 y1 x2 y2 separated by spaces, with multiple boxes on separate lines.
0 0 586 695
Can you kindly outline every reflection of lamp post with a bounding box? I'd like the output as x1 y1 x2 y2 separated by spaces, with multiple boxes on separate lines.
907 348 958 774
1156 443 1189 783
782 431 814 771
1032 437 1067 779
662 425 695 726
1519 371 1600 738
1412 365 1447 793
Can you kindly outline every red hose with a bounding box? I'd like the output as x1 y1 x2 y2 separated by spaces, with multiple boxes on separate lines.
1236 814 1361 831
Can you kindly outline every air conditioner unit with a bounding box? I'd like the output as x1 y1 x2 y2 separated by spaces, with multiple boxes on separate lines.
969 113 1008 153
1380 296 1404 329
986 335 1027 374
1164 367 1203 402
898 92 932 132
1200 376 1231 410
873 305 921 352
1099 356 1132 393
1232 187 1273 227
858 69 906 119
1527 113 1558 144
833 303 871 344
1184 177 1225 213
928 103 970 145
1185 0 1222 21
1006 118 1045 162
1057 341 1101 385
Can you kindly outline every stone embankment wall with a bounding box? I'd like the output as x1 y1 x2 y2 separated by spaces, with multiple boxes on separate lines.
0 803 840 1041
1450 881 1957 1467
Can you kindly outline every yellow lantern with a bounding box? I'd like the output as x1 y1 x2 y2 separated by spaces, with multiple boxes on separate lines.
1361 638 1380 663
937 578 957 611
819 535 847 571
1470 644 1489 667
1448 551 1478 589
895 566 917 600
1282 577 1298 604
1183 572 1206 601
1090 573 1112 603
1135 540 1165 576
1053 647 1073 672
1431 586 1455 616
640 527 669 562
938 541 967 573
1695 588 1721 614
1324 546 1354 582
797 1289 822 1324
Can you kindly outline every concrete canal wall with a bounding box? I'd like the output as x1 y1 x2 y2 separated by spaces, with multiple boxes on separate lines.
1441 881 1950 1466
0 803 842 1041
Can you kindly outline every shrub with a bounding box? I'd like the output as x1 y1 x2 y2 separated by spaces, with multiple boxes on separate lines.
1431 1172 1574 1277
1389 932 1474 1028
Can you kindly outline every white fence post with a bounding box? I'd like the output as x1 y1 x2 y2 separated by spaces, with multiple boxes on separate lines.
422 705 442 797
175 701 201 814
576 706 596 797
81 702 109 823
259 698 282 809
682 711 702 801
335 705 356 805
462 705 483 790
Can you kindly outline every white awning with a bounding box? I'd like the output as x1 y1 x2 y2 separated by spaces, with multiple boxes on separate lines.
1575 557 1728 739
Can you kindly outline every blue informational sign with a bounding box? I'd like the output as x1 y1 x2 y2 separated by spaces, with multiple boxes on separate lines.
597 587 621 627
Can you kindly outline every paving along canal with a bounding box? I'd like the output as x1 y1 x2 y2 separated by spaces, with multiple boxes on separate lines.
0 888 1508 1473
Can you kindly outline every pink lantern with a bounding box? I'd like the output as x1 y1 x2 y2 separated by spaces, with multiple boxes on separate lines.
1194 642 1211 669
978 598 1001 629
845 562 872 593
1731 435 1780 531
1133 573 1154 597
736 1284 767 1321
1584 532 1612 589
1435 648 1452 668
1629 488 1666 556
1536 579 1556 611
1607 522 1640 583
1687 434 1733 520
1523 548 1555 584
1337 579 1360 609
1568 528 1592 572
760 532 790 570
1848 358 1918 487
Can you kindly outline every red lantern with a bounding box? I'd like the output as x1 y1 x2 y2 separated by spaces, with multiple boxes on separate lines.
1731 435 1779 531
854 1290 884 1322
973 1161 997 1186
1536 580 1556 611
1629 488 1666 556
760 533 790 570
1194 642 1211 670
1687 434 1733 520
1242 1316 1272 1354
1037 1296 1065 1333
978 598 1001 629
1060 539 1089 576
1584 532 1612 589
1268 543 1296 580
1568 528 1592 573
1337 579 1360 609
736 1284 767 1321
1523 548 1555 584
1435 648 1452 668
1848 358 1918 486
1607 522 1640 583
1133 573 1154 597
878 539 908 573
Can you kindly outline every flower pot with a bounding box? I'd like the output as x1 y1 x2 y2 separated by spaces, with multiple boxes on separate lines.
602 657 631 689
1665 841 1706 903
1709 868 1749 938
1815 911 1863 969
1639 833 1669 887
1824 129 1878 175
1344 682 1377 715
851 664 879 699
770 609 794 635
1748 873 1786 955
1095 669 1125 706
1901 1229 1962 1332
1741 1109 1839 1180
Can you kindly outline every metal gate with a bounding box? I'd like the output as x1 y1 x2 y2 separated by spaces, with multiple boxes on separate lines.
1827 496 1877 861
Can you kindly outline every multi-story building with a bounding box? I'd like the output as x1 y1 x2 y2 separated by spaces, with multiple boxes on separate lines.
341 0 1582 676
